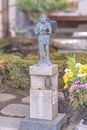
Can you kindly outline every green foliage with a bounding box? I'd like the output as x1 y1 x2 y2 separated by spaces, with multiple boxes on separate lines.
1 52 87 90
0 41 9 48
11 64 29 90
67 55 76 75
0 54 30 90
71 88 87 108
0 41 10 56
16 0 68 17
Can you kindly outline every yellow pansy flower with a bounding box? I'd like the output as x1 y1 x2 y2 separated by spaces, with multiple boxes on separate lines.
79 65 87 73
63 75 69 84
67 71 74 78
84 73 87 78
64 84 68 89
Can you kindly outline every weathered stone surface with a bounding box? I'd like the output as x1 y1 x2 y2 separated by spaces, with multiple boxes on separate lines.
78 0 87 15
1 104 29 117
21 96 30 104
20 113 67 130
73 32 87 38
0 93 16 102
0 116 22 130
30 64 58 76
30 74 58 89
75 120 87 130
30 89 58 120
52 39 87 51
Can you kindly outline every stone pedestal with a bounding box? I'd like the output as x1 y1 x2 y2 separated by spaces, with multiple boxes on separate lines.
30 65 58 90
30 89 58 120
20 114 67 130
30 74 58 90
30 64 58 120
20 64 66 130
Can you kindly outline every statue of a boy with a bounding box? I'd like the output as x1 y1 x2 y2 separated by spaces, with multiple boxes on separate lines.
34 14 52 66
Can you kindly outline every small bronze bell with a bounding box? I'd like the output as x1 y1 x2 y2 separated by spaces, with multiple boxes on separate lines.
45 76 52 89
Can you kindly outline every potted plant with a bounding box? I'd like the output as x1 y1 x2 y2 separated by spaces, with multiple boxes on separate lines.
63 56 87 108
16 0 68 22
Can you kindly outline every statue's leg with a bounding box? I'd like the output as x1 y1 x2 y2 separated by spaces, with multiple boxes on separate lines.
45 44 52 65
39 40 44 60
45 44 49 59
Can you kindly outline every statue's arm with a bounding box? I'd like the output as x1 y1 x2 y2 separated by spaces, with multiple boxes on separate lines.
46 23 52 34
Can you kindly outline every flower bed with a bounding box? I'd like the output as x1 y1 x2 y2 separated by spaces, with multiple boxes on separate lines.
63 56 87 108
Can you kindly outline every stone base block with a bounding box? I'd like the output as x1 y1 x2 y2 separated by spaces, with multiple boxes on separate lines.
30 73 58 89
30 89 58 120
30 64 58 76
19 113 67 130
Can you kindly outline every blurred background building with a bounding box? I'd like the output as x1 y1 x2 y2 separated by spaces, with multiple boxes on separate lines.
0 0 87 39
0 0 16 38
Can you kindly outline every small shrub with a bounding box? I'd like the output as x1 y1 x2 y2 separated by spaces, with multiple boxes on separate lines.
0 54 30 90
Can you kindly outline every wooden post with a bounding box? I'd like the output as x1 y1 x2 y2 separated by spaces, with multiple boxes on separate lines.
0 0 4 38
2 0 9 37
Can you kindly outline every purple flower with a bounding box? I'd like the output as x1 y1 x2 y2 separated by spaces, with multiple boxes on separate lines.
78 83 87 89
69 82 87 93
69 84 78 93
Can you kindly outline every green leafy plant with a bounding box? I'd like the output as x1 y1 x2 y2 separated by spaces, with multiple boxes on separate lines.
16 0 68 18
67 55 76 75
11 64 29 90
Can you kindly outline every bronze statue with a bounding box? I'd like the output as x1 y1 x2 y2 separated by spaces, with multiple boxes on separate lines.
34 14 57 66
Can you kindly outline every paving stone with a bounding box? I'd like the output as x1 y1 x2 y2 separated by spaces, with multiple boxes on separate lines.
0 116 22 130
0 93 16 102
21 96 30 104
75 120 87 130
1 104 30 117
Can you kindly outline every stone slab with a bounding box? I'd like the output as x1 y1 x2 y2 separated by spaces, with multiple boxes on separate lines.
30 73 58 89
75 120 87 130
30 64 58 76
30 89 58 120
21 96 30 104
0 116 22 130
19 113 66 130
0 93 16 102
78 0 87 15
1 104 30 117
